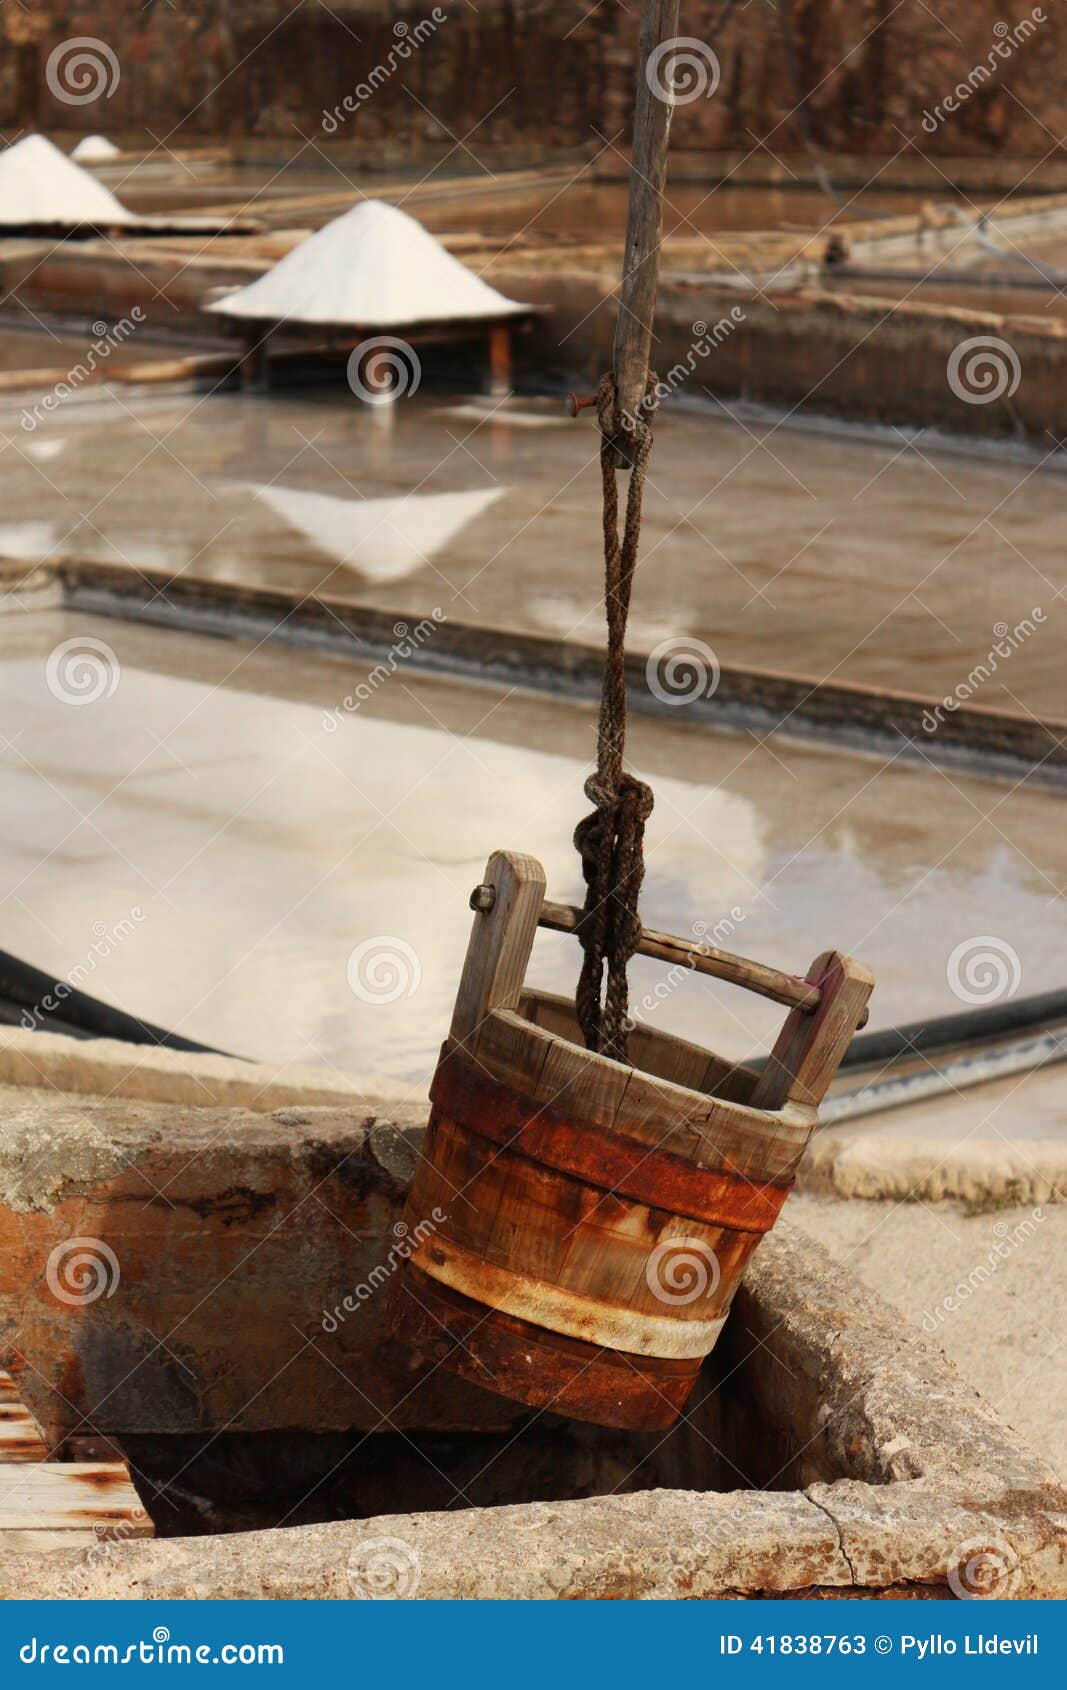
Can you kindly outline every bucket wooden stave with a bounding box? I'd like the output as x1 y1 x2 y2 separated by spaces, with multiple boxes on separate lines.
388 851 873 1431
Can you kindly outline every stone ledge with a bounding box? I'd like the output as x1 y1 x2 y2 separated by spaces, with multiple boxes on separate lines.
2 1026 1062 1211
800 1069 1067 1206
0 1126 1062 1597
0 1024 399 1111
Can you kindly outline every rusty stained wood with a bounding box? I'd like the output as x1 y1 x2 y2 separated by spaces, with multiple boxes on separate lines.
428 1045 790 1234
0 1465 153 1550
410 1231 728 1360
480 1006 814 1182
390 853 874 1429
0 1370 151 1550
391 1264 701 1431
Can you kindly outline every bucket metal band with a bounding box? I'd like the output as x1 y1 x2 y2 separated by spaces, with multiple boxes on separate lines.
410 1234 727 1360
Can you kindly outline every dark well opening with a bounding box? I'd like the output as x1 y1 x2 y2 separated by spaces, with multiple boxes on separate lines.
81 1320 805 1538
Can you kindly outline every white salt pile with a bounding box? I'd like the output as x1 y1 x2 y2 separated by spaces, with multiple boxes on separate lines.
71 135 122 165
208 199 525 327
0 133 136 228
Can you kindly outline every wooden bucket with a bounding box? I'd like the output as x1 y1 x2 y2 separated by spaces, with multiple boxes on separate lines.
388 851 873 1431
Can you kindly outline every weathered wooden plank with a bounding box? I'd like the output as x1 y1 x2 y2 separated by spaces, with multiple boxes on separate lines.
691 1092 815 1182
450 851 546 1056
0 1371 48 1463
750 951 875 1111
0 1464 152 1537
468 1007 551 1095
536 1031 633 1133
520 988 762 1104
0 1370 151 1548
627 1021 714 1092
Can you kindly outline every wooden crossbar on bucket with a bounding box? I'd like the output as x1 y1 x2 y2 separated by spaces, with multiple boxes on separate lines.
387 851 874 1432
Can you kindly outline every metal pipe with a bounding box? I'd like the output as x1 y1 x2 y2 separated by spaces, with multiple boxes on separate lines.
840 986 1067 1070
0 947 234 1056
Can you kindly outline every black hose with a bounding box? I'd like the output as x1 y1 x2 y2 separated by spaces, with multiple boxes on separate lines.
0 947 233 1057
841 986 1067 1071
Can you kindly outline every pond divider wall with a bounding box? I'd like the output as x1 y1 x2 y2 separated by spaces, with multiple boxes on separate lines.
53 558 1067 789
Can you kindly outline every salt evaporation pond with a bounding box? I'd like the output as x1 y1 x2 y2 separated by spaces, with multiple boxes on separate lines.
0 610 1062 1090
1 386 1062 719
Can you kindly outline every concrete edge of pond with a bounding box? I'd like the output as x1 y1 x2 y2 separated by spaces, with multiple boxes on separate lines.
2 1220 1064 1600
13 554 1064 790
1 1024 1063 1206
800 1108 1067 1208
0 1024 401 1112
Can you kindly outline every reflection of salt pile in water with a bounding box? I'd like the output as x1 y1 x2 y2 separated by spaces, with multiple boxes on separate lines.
0 134 138 230
245 483 506 584
206 199 526 326
71 135 121 164
0 521 58 560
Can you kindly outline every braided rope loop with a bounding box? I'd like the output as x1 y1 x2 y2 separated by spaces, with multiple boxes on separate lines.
573 371 659 1062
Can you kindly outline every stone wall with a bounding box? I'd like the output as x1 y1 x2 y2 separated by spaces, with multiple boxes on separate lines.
3 1 1066 159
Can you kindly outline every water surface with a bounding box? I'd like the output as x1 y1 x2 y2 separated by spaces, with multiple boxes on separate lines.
0 610 1061 1088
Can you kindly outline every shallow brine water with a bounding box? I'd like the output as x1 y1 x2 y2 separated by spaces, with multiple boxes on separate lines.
100 154 937 234
0 386 1063 721
0 610 1061 1089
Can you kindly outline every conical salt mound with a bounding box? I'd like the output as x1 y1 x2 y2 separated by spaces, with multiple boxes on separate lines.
207 200 525 327
71 135 122 164
0 134 136 228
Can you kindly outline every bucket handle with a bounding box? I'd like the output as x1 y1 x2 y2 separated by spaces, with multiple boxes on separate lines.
535 898 823 1017
457 853 873 1107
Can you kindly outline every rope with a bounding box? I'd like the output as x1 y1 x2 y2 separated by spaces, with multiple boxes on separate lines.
573 370 658 1064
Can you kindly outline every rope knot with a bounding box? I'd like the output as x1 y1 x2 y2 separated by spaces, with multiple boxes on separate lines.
595 371 660 465
618 770 654 824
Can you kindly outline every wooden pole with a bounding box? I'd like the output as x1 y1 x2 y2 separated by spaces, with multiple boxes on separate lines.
613 0 682 437
487 321 512 397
